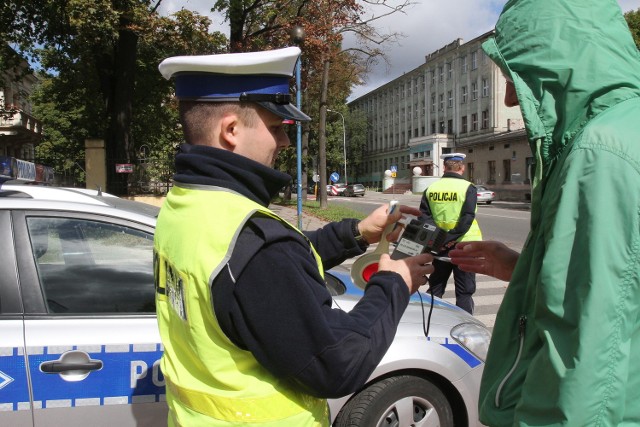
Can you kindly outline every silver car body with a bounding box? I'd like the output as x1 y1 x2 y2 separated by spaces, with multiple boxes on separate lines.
0 185 487 426
475 185 496 204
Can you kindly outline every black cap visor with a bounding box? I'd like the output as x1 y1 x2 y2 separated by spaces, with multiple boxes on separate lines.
256 101 311 122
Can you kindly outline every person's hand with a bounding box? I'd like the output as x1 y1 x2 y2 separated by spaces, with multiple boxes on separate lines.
377 253 434 294
448 241 519 282
357 202 420 244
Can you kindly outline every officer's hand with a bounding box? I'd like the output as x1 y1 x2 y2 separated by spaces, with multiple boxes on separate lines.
377 253 434 294
358 203 421 244
448 241 519 282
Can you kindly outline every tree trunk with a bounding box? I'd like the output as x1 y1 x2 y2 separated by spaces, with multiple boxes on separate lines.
317 59 330 209
228 0 245 52
106 23 137 195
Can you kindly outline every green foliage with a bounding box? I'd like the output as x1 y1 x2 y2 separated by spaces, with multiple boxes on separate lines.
4 1 227 187
273 198 366 222
3 0 228 190
345 108 368 182
625 8 640 49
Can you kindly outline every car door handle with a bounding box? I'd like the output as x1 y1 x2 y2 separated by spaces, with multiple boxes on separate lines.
40 360 103 373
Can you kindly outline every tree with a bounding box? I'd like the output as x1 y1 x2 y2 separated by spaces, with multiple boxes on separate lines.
625 8 640 49
3 1 226 192
214 0 411 207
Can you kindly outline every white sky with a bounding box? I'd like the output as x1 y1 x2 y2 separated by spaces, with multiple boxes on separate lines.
157 0 640 101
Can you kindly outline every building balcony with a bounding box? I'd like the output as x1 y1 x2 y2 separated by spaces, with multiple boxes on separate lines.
0 108 43 145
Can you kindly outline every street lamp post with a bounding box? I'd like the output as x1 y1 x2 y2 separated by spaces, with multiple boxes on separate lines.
291 26 305 229
327 109 347 185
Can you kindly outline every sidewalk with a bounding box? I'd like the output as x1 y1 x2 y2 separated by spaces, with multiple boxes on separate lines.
269 204 329 231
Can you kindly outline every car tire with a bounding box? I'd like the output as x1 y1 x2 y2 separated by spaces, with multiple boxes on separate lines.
333 375 454 427
486 201 492 205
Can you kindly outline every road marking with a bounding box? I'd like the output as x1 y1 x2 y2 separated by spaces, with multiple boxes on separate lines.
477 212 527 220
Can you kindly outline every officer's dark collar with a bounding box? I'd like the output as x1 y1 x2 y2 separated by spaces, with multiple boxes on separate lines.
442 171 465 179
173 144 290 206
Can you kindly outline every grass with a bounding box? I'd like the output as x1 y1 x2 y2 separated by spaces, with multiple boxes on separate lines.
273 197 367 222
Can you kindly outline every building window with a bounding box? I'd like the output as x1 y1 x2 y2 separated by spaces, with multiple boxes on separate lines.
472 82 478 100
439 121 445 133
461 55 467 73
447 62 453 80
431 70 436 86
447 119 453 134
471 113 478 131
468 162 475 182
482 110 489 129
447 90 453 108
471 51 478 70
482 78 489 97
431 121 436 134
431 95 436 112
489 160 496 183
461 86 468 104
439 93 444 111
503 159 512 183
438 66 444 83
461 116 468 133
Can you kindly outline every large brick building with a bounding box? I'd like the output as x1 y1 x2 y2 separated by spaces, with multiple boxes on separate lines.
348 31 532 200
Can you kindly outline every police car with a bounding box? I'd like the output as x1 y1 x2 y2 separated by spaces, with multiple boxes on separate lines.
0 185 490 427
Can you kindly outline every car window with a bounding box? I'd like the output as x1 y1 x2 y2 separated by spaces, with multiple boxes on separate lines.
26 217 155 314
324 271 346 296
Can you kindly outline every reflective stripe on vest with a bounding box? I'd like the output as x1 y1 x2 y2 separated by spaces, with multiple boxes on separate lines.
425 177 482 241
155 184 327 426
166 379 322 423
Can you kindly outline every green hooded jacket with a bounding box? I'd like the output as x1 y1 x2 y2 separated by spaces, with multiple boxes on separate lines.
480 0 640 425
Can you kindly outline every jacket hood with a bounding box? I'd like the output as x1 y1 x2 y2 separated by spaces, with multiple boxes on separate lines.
482 0 640 172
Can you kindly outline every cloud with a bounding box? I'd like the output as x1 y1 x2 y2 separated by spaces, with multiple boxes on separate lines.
346 0 639 100
157 0 640 101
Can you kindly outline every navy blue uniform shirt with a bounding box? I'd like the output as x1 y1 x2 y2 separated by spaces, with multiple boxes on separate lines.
173 144 411 398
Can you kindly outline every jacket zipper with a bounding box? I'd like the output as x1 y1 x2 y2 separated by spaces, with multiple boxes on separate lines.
495 315 527 408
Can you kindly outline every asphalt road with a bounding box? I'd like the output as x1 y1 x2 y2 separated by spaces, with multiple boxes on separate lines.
328 191 530 331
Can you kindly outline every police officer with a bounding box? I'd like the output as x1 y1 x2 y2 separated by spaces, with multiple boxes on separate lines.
419 153 482 314
154 47 434 426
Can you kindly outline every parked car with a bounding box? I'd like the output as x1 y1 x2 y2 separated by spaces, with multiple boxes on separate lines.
0 184 489 427
327 183 347 196
476 185 496 204
343 183 366 197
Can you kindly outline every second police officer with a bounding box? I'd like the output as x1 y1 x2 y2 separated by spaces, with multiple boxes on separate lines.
419 153 482 314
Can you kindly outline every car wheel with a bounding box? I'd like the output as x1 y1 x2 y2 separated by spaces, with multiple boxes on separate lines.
333 375 453 427
486 201 492 205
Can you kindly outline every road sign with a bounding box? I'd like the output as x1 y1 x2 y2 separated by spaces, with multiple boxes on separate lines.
312 174 319 182
115 163 134 173
390 165 397 172
330 172 340 183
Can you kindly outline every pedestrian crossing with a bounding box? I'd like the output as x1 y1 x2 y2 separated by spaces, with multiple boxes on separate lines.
437 276 507 331
341 247 507 332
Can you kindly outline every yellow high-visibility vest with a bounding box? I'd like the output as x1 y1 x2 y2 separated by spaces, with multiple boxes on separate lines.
425 178 482 241
155 184 328 427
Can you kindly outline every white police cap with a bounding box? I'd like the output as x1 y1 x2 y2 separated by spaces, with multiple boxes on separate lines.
158 47 310 122
440 153 466 161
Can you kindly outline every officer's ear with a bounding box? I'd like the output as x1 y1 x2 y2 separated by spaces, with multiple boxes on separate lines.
219 112 241 150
